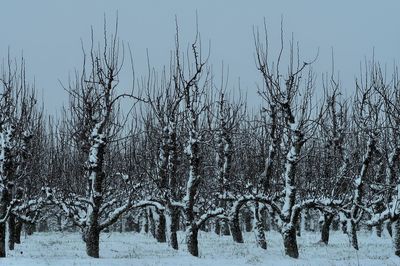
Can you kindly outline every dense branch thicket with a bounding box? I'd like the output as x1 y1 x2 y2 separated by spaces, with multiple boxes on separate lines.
0 21 399 260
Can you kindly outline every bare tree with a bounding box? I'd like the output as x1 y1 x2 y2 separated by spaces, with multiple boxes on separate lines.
45 24 140 258
0 55 41 257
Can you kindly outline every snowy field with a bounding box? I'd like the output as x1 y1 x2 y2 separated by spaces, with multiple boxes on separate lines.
3 230 400 266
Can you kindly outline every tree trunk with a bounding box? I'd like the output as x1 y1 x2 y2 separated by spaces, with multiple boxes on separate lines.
348 220 358 250
387 221 393 237
15 220 22 244
221 220 230 236
143 209 149 233
38 220 49 232
214 219 221 235
170 207 179 250
296 213 301 237
148 208 156 238
8 213 16 250
244 209 252 232
282 225 299 258
304 209 312 231
254 204 267 249
392 219 400 257
320 214 334 245
186 225 199 257
341 219 347 234
156 211 166 243
332 217 340 231
0 187 10 257
25 223 35 236
0 222 5 258
85 226 100 258
118 218 123 233
133 216 140 233
255 220 267 249
124 215 134 232
375 223 382 237
230 214 244 243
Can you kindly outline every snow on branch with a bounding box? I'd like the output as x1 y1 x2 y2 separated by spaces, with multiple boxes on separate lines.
195 208 224 228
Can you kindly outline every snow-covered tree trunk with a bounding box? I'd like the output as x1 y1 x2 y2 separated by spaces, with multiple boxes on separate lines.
85 223 101 258
83 119 107 258
184 126 201 257
280 129 304 258
0 126 13 257
167 120 181 250
282 224 298 258
8 186 24 250
215 95 235 238
346 136 375 251
392 219 400 256
254 203 267 249
0 187 10 257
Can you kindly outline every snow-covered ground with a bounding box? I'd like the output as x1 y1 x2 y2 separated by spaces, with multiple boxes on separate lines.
3 230 400 265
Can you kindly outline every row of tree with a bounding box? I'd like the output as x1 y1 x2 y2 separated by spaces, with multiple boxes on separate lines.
1 22 400 259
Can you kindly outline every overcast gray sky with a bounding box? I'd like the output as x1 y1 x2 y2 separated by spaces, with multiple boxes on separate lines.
1 0 399 113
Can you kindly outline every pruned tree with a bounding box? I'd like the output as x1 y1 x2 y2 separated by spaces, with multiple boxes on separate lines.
0 55 42 257
252 22 326 258
45 24 140 258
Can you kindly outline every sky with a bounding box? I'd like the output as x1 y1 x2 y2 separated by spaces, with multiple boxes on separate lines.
0 0 399 114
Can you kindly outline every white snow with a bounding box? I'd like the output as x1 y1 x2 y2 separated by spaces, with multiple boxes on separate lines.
3 230 400 265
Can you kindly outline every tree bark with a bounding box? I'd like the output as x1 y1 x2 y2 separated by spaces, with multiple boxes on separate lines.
387 221 393 237
244 210 252 232
148 208 156 238
0 222 5 258
392 219 400 257
0 187 10 257
255 220 267 249
143 209 149 233
282 225 299 258
254 204 267 249
169 207 179 250
375 223 382 237
296 213 301 237
155 211 166 243
349 220 358 250
320 214 334 245
332 217 340 231
221 220 230 236
15 220 22 244
25 223 35 236
304 209 312 231
230 213 244 243
186 225 199 257
214 220 221 235
8 213 16 250
85 226 100 258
